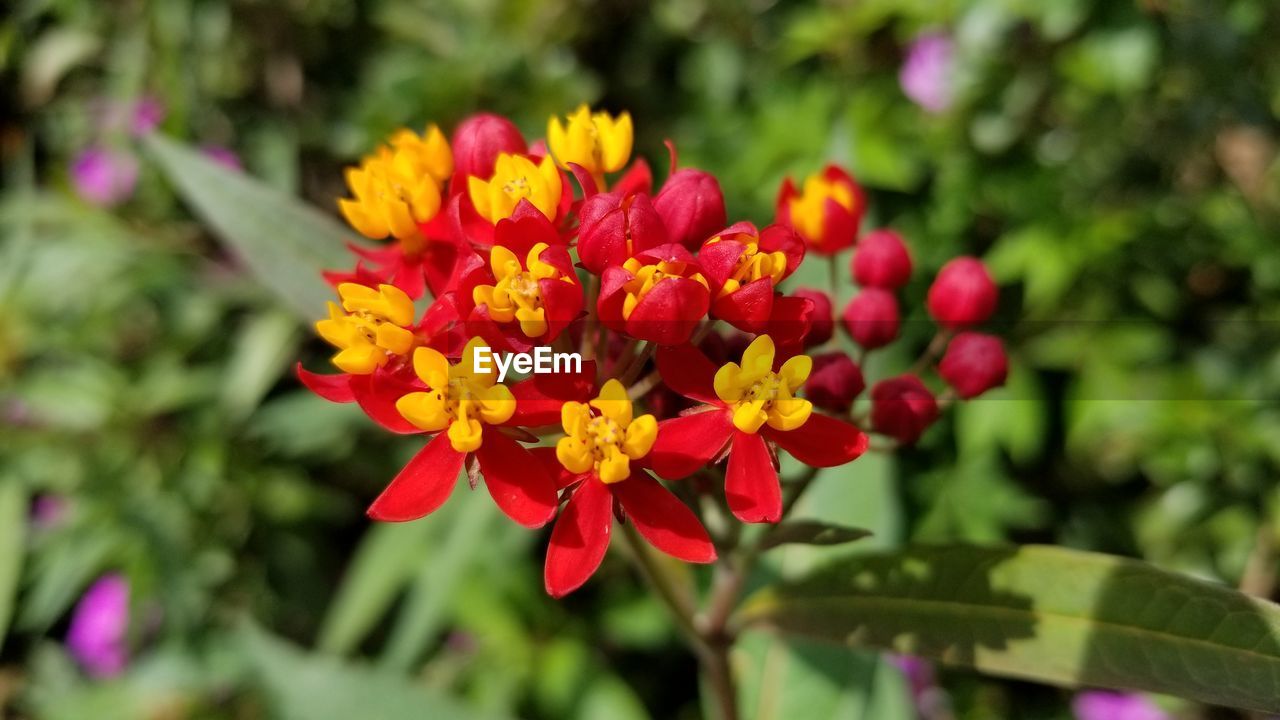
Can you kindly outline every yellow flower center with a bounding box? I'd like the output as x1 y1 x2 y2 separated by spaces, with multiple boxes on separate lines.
472 243 574 338
619 257 709 319
338 126 450 244
396 338 516 453
704 234 788 299
315 283 416 375
556 379 657 484
713 335 813 434
467 153 563 224
547 105 633 187
788 174 856 245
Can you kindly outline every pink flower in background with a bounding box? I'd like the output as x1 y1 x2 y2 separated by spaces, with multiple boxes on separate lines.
70 148 139 207
130 97 165 135
891 655 950 719
900 33 955 113
66 574 130 678
1073 691 1169 720
30 494 68 529
202 145 242 171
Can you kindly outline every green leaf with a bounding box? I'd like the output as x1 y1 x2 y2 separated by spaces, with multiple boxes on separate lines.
145 134 354 320
740 544 1280 713
0 481 26 651
758 521 872 552
239 622 510 720
316 520 436 655
219 309 302 422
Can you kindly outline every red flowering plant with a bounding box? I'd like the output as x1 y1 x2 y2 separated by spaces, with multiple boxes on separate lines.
294 107 1010 718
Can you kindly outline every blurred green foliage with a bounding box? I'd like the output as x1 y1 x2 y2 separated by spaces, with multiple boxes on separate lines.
4 0 1280 717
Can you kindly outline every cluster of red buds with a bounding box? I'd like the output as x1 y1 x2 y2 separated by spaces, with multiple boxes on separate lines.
297 107 1008 597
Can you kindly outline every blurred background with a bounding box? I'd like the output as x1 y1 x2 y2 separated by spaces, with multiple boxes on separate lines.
3 0 1280 718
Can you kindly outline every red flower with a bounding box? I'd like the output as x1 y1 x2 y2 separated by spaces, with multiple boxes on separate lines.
842 288 900 349
926 256 998 329
653 169 727 250
870 375 938 445
698 222 805 334
792 288 834 347
464 203 583 352
368 338 558 528
577 191 669 274
852 229 913 289
598 244 711 346
649 336 868 523
450 113 527 181
804 352 865 413
938 332 1008 399
534 380 716 597
775 165 866 255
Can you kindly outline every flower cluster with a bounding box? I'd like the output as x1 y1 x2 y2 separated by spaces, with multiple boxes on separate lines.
298 107 1007 597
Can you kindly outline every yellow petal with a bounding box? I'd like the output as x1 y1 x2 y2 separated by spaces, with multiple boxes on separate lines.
556 435 593 475
447 418 484 453
767 398 812 432
412 346 450 388
597 446 631 484
778 354 813 391
333 345 383 375
621 414 657 459
478 384 516 425
731 399 769 434
396 391 451 432
590 379 633 427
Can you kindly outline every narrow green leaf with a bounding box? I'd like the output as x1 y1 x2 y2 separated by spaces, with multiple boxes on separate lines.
316 520 436 655
758 521 872 552
239 622 510 720
220 309 301 422
0 481 27 651
145 134 354 320
740 544 1280 713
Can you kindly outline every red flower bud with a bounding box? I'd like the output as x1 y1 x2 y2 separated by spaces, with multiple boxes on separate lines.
870 375 938 445
805 352 865 413
775 165 866 255
792 288 834 347
852 229 913 289
926 257 997 329
653 169 727 250
577 192 669 274
842 288 900 349
451 113 527 179
938 332 1008 399
597 244 710 345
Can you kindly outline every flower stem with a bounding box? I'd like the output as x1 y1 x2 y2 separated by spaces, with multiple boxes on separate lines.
909 329 952 376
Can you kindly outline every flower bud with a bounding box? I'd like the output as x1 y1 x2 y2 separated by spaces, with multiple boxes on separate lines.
805 352 865 413
775 165 865 255
852 229 912 289
792 288 834 347
870 375 938 445
577 191 669 274
926 257 997 329
938 332 1008 399
842 288 900 349
653 169 727 250
451 113 527 179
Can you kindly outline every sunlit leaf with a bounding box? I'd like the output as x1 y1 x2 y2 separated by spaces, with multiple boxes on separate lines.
741 544 1280 713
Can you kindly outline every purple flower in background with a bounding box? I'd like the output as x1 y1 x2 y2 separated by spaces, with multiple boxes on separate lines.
30 494 68 529
66 574 130 678
202 145 242 171
891 655 950 719
899 32 955 113
130 97 165 136
70 148 139 207
1073 691 1169 720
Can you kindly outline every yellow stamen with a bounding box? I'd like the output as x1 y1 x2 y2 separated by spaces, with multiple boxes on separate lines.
556 379 656 484
314 283 416 375
619 257 709 319
713 335 813 434
467 153 562 224
471 243 574 338
704 232 788 299
788 173 856 245
396 338 516 453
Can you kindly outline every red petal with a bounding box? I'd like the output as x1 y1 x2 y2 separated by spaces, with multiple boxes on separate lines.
544 478 613 597
626 277 710 346
367 433 463 521
596 265 632 333
613 471 716 563
696 238 746 289
712 278 774 334
508 360 597 427
758 224 805 279
475 427 557 527
296 363 355 403
725 430 781 523
539 275 584 342
764 413 869 468
613 158 653 196
648 409 732 480
350 371 421 434
530 446 588 490
566 162 599 198
656 344 721 405
391 254 427 300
